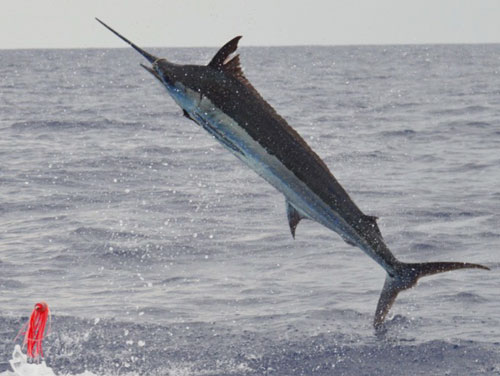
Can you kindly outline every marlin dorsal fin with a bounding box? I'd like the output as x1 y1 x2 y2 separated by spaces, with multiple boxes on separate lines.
208 36 293 129
208 37 249 82
208 36 242 69
223 55 245 78
362 214 382 237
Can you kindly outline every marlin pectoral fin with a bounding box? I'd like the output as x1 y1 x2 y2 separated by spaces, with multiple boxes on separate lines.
140 63 162 81
286 201 307 239
183 109 194 121
340 236 357 247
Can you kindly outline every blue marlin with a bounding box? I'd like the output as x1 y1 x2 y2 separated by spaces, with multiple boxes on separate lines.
96 19 488 327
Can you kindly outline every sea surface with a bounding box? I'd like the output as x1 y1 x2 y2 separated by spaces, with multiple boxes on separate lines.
0 44 499 375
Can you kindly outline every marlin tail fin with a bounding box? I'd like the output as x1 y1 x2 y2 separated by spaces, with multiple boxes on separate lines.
374 261 489 328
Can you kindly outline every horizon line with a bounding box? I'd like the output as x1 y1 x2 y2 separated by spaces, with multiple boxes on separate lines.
1 41 500 52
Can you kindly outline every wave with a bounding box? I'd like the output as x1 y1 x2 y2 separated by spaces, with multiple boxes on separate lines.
380 129 417 138
1 315 499 376
10 120 112 131
402 208 483 220
429 105 490 116
0 279 25 289
73 227 146 241
438 291 489 304
9 119 144 132
444 119 492 129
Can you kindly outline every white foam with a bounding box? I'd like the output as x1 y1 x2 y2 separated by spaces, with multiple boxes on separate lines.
0 346 97 376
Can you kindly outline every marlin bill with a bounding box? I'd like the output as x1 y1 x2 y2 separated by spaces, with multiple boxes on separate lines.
96 19 489 328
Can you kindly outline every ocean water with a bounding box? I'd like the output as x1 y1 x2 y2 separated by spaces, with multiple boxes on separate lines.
0 44 499 375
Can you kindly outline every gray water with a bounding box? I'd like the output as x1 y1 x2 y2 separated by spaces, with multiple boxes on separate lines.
1 44 499 375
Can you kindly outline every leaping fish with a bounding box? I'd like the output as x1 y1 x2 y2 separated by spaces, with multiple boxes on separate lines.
96 19 489 328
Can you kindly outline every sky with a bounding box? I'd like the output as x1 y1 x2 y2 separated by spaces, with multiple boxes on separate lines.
1 0 500 49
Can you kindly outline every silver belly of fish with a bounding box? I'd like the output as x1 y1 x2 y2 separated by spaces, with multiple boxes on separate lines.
174 88 365 250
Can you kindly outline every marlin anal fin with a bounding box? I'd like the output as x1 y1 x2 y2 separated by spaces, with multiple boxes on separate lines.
374 261 489 328
286 201 307 239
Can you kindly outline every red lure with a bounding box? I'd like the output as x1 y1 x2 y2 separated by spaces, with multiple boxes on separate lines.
18 302 50 360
